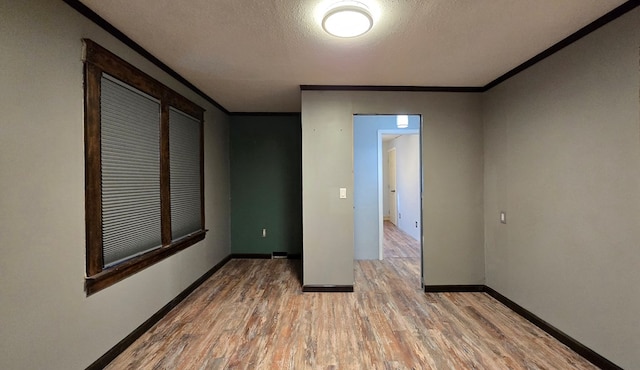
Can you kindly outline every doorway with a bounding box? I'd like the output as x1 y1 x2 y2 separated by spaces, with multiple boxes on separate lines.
353 114 423 288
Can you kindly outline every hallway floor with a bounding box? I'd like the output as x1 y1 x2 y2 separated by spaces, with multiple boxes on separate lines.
383 220 420 259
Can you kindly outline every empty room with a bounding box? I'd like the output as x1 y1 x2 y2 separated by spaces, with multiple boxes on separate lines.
1 0 639 369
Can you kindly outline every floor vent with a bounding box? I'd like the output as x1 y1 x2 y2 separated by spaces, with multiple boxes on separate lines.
271 251 288 259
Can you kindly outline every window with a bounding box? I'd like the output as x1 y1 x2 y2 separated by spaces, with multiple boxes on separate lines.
169 108 203 240
83 39 206 295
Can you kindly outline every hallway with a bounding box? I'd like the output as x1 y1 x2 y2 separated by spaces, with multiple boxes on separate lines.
383 220 420 259
377 219 422 291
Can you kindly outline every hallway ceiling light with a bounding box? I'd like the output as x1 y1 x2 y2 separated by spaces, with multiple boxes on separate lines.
322 1 373 38
396 115 409 128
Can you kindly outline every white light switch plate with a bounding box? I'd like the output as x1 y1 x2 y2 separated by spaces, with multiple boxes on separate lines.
339 188 347 199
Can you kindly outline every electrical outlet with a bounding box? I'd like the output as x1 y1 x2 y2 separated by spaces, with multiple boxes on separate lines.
415 221 418 228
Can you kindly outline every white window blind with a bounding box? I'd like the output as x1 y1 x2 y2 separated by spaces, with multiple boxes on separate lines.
169 108 202 240
101 74 162 266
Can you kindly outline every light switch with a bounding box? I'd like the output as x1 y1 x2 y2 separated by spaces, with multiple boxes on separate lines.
339 188 347 199
500 211 506 224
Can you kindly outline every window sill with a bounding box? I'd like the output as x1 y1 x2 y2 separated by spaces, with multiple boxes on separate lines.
85 229 207 295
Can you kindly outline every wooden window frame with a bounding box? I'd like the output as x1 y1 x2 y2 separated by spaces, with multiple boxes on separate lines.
83 39 206 295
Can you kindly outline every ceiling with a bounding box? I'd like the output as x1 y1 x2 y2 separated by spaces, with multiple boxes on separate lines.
382 134 401 142
78 0 627 113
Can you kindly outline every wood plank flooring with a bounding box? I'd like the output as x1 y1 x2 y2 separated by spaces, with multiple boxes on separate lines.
383 220 420 259
106 237 597 369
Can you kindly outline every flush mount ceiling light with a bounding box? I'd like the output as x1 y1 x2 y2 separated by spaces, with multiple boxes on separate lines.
396 115 409 128
322 1 373 38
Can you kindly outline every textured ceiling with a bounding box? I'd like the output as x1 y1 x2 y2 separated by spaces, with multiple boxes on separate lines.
79 0 626 112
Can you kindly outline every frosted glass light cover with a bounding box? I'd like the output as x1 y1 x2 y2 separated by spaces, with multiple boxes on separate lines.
397 115 409 128
322 2 373 38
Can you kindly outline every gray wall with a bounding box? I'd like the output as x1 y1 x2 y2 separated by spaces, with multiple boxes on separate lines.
302 91 484 286
483 8 640 369
353 115 419 260
0 1 230 368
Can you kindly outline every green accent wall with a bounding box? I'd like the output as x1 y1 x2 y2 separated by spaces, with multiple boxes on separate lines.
230 115 302 255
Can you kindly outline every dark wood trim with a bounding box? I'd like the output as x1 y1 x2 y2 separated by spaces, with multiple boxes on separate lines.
86 254 232 370
86 231 208 295
83 39 208 295
199 115 205 230
166 92 205 121
484 286 622 370
83 40 164 100
302 285 355 293
63 0 229 114
230 253 272 259
484 0 640 90
423 285 485 293
229 112 301 117
300 85 483 93
83 40 205 114
84 62 103 277
160 103 171 246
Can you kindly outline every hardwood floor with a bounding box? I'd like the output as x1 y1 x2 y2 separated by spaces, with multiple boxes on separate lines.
106 248 597 369
383 221 420 258
383 220 420 259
